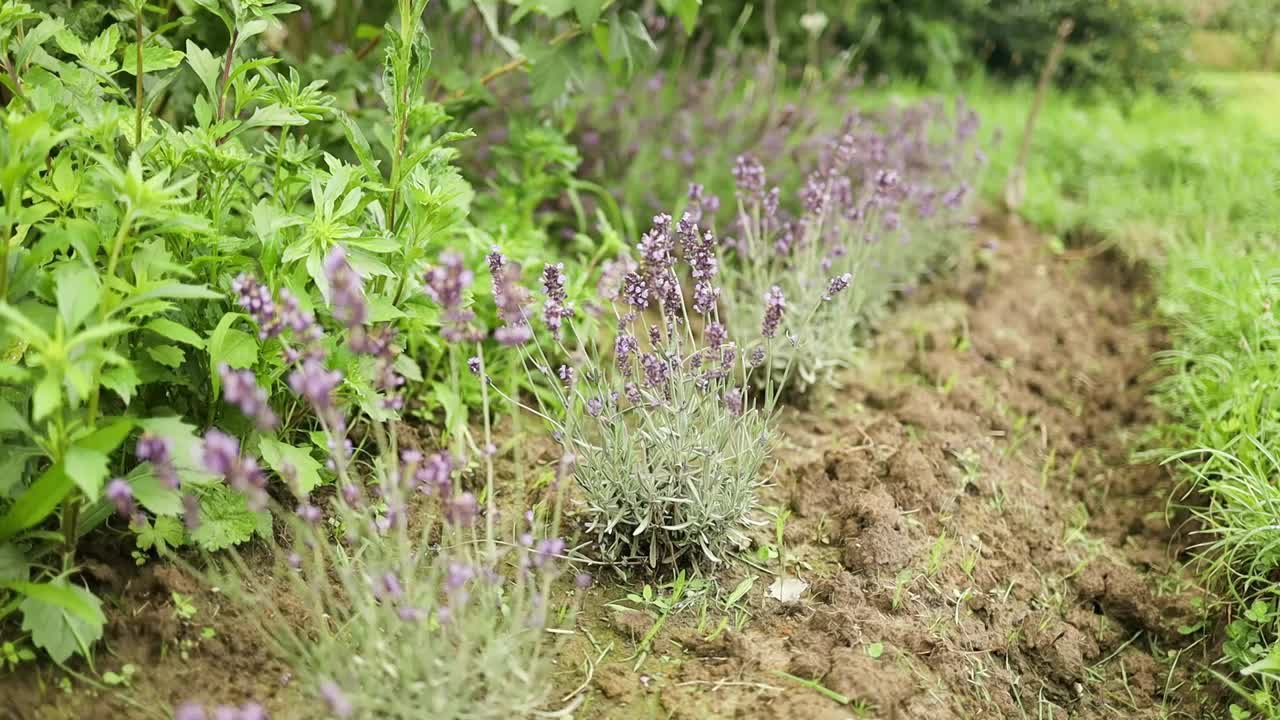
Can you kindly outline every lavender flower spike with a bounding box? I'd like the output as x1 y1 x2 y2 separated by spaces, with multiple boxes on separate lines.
822 273 852 301
323 246 367 329
761 286 786 339
219 365 279 430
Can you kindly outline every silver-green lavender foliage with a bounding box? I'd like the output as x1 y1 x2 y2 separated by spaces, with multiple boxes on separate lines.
712 99 987 391
485 212 817 569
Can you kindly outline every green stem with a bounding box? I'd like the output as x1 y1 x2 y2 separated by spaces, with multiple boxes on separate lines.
216 30 239 122
0 219 11 302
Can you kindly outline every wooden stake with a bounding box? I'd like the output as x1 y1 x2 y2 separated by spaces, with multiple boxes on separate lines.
1005 18 1074 213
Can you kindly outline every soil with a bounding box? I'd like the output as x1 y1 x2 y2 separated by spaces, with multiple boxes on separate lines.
0 214 1223 719
555 215 1222 719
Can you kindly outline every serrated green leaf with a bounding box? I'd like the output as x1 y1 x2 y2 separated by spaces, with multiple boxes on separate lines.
138 416 217 487
184 40 221 100
100 365 140 405
146 318 205 348
189 483 268 551
54 264 99 332
17 581 104 664
146 344 185 368
393 354 421 383
64 446 109 499
208 314 258 396
32 373 60 423
258 437 325 495
119 44 185 75
132 515 184 555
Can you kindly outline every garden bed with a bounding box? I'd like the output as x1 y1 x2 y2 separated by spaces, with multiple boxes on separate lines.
0 213 1222 719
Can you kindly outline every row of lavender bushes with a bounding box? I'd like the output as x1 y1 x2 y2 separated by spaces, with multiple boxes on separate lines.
159 95 985 718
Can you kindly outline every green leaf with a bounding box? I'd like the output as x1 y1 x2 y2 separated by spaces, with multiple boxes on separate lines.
574 0 605 27
529 42 575 106
32 373 61 423
132 515 184 555
54 265 100 332
64 446 110 500
184 40 221 100
0 463 73 541
145 344 185 368
867 642 884 659
119 44 185 75
17 581 104 664
258 437 325 495
145 319 205 348
393 354 421 383
189 483 269 551
138 416 217 487
0 398 30 435
100 365 141 405
78 417 137 455
208 314 258 395
229 104 307 138
127 464 182 516
0 543 29 582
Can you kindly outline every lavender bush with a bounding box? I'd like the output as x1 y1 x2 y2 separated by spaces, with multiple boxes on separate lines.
707 99 987 391
181 247 573 719
463 211 839 569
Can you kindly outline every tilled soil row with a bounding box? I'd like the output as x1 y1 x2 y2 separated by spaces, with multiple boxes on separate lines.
567 215 1216 719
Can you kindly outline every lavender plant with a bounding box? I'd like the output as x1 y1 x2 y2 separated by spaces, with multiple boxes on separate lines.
179 246 574 719
709 99 987 391
462 211 840 569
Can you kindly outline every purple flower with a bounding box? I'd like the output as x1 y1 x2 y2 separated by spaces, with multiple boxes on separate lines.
705 322 727 349
373 571 403 601
621 272 649 309
319 680 353 718
489 249 533 345
137 433 179 489
624 382 641 404
106 478 134 519
575 572 593 589
323 246 367 329
586 398 603 417
296 503 322 524
239 704 268 720
597 256 637 301
640 353 669 391
614 334 639 373
182 493 201 531
749 346 765 367
540 263 574 335
467 356 481 376
761 286 786 339
823 273 852 301
446 562 474 592
219 365 278 430
733 154 766 195
288 358 342 411
424 251 482 343
533 537 565 568
724 388 744 417
414 452 453 495
692 281 718 316
557 364 575 386
176 703 207 720
445 492 478 526
201 430 268 511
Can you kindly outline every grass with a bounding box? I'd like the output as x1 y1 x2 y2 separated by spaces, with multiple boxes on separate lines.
933 67 1280 716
